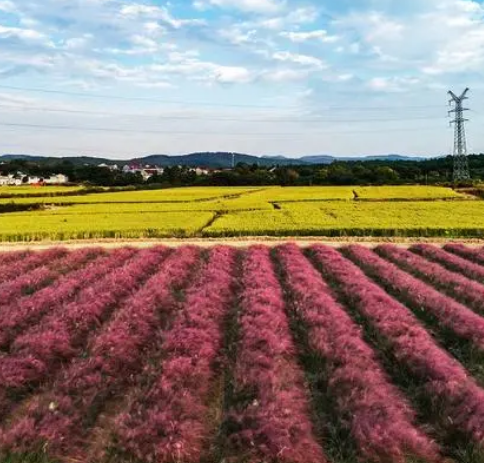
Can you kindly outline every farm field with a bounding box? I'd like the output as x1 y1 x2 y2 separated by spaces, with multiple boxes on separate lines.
0 185 482 241
205 201 484 237
1 243 484 463
0 186 85 198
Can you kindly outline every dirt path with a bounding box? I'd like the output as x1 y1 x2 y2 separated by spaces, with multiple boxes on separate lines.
0 236 483 251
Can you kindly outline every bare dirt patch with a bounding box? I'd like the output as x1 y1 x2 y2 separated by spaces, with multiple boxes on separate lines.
0 236 483 252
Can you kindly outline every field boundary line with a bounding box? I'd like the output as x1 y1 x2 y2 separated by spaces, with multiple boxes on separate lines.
1 236 484 251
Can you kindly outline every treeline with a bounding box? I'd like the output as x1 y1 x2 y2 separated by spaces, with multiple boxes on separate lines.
2 154 484 187
205 154 484 186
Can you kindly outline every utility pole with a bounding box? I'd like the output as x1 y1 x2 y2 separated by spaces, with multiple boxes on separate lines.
448 88 471 182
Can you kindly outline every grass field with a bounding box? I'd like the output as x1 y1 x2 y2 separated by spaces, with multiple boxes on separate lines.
0 186 85 198
205 201 484 237
0 211 215 241
1 244 484 463
0 186 262 205
0 185 481 241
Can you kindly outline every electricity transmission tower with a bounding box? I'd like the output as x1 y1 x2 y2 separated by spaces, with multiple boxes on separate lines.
448 88 470 182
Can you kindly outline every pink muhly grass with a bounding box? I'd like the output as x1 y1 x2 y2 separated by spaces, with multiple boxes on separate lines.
0 247 136 350
276 243 440 463
411 244 484 283
377 244 484 316
2 246 201 455
350 244 484 351
0 248 67 284
0 247 104 308
0 247 167 415
114 246 237 463
444 244 484 266
227 246 326 463
311 244 484 445
0 250 32 266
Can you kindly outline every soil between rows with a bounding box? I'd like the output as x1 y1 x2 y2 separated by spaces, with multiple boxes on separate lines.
0 236 483 251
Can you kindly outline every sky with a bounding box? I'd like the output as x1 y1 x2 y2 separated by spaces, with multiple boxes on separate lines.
0 0 483 159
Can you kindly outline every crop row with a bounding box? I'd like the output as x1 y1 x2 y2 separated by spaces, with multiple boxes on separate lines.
276 244 439 463
0 247 168 416
1 244 484 463
0 247 135 350
226 246 325 463
115 246 237 463
344 245 484 352
3 246 201 455
411 243 484 282
0 247 67 283
376 245 484 316
203 201 484 238
0 247 103 308
311 245 484 444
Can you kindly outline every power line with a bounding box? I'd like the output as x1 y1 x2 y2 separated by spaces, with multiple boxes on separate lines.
0 142 128 156
0 103 450 124
0 120 445 136
0 84 448 112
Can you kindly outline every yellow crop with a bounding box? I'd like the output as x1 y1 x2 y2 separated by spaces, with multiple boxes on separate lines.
0 185 481 241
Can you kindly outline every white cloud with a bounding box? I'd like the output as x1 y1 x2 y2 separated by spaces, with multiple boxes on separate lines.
194 0 284 14
272 51 326 69
0 24 47 42
120 4 205 29
0 0 16 13
211 66 253 84
150 52 255 85
280 30 339 43
257 7 319 30
367 76 420 92
332 0 484 77
61 35 93 51
219 28 258 46
419 1 484 74
263 68 309 82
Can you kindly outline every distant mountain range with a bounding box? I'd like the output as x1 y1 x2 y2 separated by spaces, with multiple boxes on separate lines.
0 152 428 168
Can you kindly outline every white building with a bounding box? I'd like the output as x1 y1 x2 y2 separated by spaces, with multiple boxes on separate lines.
123 164 164 181
0 174 22 186
193 168 210 176
44 174 69 184
27 176 42 185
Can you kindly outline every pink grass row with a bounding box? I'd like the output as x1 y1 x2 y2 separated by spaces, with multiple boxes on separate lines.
348 245 484 351
114 246 237 463
311 245 484 445
0 248 135 350
444 244 484 266
2 246 201 455
378 244 484 316
0 247 167 415
0 248 67 285
227 246 326 463
411 244 484 283
0 250 31 266
0 247 103 308
276 244 440 463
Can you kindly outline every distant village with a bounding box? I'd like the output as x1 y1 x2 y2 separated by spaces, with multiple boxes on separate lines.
0 162 213 186
105 162 215 178
0 172 70 186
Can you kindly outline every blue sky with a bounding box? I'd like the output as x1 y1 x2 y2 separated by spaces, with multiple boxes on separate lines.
0 0 483 158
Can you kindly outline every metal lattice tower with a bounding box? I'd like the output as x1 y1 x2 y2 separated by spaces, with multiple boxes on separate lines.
448 88 470 182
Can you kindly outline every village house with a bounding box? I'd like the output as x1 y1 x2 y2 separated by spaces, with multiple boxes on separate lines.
0 173 70 186
0 174 22 186
43 174 70 184
123 163 164 180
